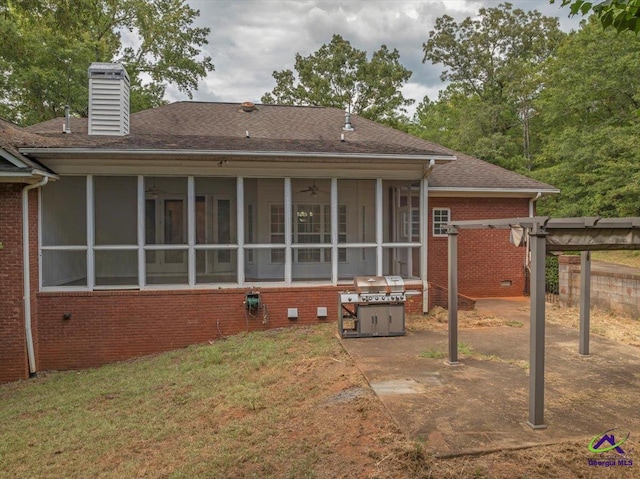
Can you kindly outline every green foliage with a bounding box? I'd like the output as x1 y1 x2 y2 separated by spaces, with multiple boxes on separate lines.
418 2 565 170
0 0 213 125
534 126 640 217
552 0 640 33
534 18 640 217
415 4 639 218
545 255 559 294
261 34 413 124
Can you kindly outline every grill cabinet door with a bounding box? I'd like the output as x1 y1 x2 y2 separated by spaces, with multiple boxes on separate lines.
388 305 405 335
357 305 387 336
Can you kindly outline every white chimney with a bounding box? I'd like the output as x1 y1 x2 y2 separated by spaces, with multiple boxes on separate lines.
88 62 130 136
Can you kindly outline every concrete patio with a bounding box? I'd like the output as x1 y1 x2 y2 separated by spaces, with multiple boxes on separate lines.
340 297 640 457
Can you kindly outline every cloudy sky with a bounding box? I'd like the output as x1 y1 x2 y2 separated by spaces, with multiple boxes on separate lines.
167 0 583 116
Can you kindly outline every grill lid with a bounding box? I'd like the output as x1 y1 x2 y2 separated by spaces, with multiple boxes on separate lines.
353 275 405 294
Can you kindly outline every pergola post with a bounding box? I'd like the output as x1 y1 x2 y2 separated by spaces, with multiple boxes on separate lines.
579 251 591 356
447 227 459 365
527 222 547 429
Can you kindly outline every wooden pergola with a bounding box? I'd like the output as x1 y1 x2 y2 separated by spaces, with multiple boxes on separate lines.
446 216 640 429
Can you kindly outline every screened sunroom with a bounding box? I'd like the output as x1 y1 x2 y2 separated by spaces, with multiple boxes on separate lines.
40 174 427 290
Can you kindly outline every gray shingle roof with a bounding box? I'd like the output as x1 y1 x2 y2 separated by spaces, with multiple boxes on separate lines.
0 118 56 175
22 102 555 192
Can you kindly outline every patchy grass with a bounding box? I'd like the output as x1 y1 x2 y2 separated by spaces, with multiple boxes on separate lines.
0 325 416 479
407 307 525 332
420 349 446 359
546 303 640 346
1 320 638 478
419 341 529 372
592 250 640 269
418 342 474 360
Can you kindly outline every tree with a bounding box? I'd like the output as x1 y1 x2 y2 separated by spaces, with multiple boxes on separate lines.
551 0 640 33
419 3 564 169
533 17 640 216
0 0 213 125
261 34 413 124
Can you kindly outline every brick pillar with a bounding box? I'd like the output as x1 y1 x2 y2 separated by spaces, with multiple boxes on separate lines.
0 184 28 383
558 255 581 307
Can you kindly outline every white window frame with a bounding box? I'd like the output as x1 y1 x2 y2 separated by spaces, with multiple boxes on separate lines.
432 208 451 237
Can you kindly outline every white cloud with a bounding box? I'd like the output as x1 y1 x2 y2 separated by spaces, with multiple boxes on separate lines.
166 0 581 112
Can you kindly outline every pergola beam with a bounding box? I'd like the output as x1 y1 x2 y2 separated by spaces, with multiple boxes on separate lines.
444 216 640 430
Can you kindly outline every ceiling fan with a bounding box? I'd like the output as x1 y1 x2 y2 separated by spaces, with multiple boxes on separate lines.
145 185 164 198
299 181 323 197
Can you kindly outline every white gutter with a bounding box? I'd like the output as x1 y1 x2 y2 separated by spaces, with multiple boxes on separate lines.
19 147 457 163
22 176 49 375
429 187 560 195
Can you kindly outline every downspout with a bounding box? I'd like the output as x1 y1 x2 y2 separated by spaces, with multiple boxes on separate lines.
529 191 542 217
421 159 435 313
22 177 49 376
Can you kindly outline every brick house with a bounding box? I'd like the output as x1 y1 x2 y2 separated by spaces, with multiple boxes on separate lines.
0 63 557 383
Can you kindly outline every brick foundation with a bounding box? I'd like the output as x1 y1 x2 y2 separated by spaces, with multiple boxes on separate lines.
35 285 425 372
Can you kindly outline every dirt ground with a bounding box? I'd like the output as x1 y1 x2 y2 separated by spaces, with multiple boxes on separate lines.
317 302 639 478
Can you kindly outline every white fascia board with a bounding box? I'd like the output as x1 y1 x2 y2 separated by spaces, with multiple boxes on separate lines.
0 170 58 183
428 187 560 197
19 147 457 163
0 148 30 168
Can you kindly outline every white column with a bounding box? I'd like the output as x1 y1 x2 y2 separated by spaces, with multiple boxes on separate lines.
284 177 292 284
86 175 95 290
236 177 245 286
376 178 383 276
331 178 338 285
137 176 145 287
420 177 429 313
406 186 413 276
187 176 196 287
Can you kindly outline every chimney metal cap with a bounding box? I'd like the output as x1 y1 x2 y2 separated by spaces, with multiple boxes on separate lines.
88 62 129 80
240 101 257 112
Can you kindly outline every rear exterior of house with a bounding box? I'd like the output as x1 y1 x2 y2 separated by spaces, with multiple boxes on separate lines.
0 63 557 383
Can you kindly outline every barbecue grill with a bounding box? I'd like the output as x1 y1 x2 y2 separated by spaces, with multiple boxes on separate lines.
339 276 407 338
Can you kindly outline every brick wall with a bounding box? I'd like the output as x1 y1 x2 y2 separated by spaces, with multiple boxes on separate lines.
35 284 424 372
428 197 530 297
0 184 27 383
428 283 476 311
559 255 640 318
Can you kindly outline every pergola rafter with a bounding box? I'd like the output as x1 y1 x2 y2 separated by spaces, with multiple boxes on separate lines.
446 216 640 429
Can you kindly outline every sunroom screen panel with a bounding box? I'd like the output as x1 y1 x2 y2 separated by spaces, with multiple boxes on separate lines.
41 176 87 246
95 250 138 286
337 179 375 243
42 250 87 287
94 176 137 245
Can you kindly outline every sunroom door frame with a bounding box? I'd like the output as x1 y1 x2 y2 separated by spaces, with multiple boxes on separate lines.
145 194 188 274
